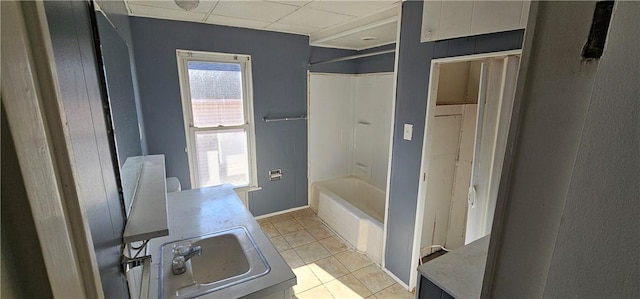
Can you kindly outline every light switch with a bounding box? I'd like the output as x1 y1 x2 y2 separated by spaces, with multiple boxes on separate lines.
403 124 413 140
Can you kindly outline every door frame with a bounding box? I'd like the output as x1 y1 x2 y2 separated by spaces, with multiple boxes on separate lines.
408 49 522 290
2 1 103 297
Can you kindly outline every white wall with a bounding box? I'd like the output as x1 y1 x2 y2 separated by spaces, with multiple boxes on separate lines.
308 73 395 209
353 73 395 190
420 104 477 255
308 73 355 186
485 2 640 298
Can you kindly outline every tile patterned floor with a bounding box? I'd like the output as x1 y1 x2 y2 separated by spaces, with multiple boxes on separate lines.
258 208 414 299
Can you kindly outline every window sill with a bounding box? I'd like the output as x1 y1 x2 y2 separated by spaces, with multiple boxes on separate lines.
233 185 262 193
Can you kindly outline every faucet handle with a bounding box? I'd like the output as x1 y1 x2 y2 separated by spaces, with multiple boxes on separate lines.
172 244 192 256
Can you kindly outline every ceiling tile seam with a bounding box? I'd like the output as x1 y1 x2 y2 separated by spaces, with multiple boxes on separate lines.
209 0 302 27
308 3 400 42
302 6 359 18
306 1 400 19
270 3 314 28
124 0 133 14
202 0 221 22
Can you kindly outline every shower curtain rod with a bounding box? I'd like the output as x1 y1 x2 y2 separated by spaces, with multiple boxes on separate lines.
308 49 396 66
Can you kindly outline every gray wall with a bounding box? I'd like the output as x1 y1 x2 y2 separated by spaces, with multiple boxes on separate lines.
385 0 523 284
44 2 129 298
1 105 53 298
486 2 640 297
309 44 396 74
130 17 309 216
355 43 396 74
309 46 358 73
96 13 142 166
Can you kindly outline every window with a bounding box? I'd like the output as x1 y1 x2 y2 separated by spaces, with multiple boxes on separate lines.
177 50 257 189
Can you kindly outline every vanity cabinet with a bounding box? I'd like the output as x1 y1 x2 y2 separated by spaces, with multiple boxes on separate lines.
421 1 530 43
415 236 490 299
417 276 455 299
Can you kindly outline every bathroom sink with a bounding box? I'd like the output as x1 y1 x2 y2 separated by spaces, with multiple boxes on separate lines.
160 227 270 298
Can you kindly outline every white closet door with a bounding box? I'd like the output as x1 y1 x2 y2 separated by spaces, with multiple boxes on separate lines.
465 56 520 244
421 114 463 253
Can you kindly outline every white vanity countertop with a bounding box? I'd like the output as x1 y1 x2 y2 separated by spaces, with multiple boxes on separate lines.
417 236 490 299
146 185 296 299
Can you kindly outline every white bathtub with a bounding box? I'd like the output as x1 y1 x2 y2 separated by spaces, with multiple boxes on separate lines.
312 177 385 264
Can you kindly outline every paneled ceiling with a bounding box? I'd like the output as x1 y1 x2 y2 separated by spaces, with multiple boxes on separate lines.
124 0 400 50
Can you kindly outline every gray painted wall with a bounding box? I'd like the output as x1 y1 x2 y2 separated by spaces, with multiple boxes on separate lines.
309 44 396 74
44 2 129 298
96 13 142 167
309 46 358 73
130 17 309 216
355 43 396 74
1 105 53 298
385 1 523 284
486 2 640 297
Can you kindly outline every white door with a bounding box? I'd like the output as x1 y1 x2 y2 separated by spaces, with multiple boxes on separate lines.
421 114 463 255
466 55 520 244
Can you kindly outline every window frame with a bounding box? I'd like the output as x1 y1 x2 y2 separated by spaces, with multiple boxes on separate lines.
176 49 258 190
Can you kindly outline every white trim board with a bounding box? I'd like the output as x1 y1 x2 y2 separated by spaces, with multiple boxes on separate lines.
382 1 403 287
1 1 104 297
254 205 310 220
408 50 522 291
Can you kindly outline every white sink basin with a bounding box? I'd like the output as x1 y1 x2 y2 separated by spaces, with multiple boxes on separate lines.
160 227 270 298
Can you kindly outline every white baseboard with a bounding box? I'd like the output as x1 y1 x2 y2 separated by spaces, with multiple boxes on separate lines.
382 267 411 291
254 205 310 219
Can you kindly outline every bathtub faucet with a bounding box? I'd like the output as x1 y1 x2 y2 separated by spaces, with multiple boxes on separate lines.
171 244 202 275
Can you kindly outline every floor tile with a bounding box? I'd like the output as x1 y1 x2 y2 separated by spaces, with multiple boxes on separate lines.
318 235 349 255
295 285 334 299
352 265 395 294
292 265 322 294
306 224 334 240
294 241 331 264
269 235 291 252
282 230 316 248
273 218 305 235
334 250 373 272
291 208 314 218
269 213 294 223
260 223 280 238
374 284 414 299
256 217 271 226
280 249 305 269
324 274 372 298
295 214 324 228
307 256 350 283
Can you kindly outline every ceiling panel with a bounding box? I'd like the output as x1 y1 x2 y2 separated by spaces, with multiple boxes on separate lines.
206 14 271 29
277 7 354 29
127 0 218 14
127 3 206 22
266 22 320 35
212 1 299 23
264 0 312 7
305 0 395 17
125 0 399 50
318 20 397 49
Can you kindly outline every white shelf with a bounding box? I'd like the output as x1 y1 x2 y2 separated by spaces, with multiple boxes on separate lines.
123 155 169 243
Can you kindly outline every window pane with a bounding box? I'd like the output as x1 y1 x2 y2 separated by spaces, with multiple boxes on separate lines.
187 61 244 127
194 129 249 187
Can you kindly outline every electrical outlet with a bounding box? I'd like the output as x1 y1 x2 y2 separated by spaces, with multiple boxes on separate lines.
269 169 282 181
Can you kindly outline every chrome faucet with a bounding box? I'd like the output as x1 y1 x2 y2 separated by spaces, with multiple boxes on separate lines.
171 245 202 275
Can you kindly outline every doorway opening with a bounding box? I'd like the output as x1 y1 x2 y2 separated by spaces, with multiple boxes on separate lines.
410 50 521 286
